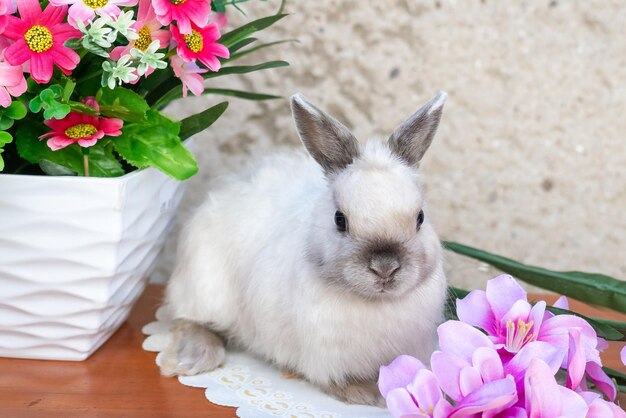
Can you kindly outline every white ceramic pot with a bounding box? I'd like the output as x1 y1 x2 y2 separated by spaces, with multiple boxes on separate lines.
0 147 190 360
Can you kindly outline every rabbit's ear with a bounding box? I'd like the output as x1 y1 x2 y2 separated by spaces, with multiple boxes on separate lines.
291 93 359 174
388 91 447 166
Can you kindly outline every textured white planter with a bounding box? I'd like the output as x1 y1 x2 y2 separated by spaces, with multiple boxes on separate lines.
0 145 191 361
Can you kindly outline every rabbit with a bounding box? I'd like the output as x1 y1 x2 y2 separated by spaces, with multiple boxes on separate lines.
160 92 449 406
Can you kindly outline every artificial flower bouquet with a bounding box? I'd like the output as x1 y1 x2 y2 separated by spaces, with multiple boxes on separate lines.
0 0 287 179
379 274 626 418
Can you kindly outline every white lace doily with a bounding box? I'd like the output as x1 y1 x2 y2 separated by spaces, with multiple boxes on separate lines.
142 307 391 418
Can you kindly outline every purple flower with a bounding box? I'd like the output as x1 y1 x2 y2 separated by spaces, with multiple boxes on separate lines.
378 355 453 418
456 274 615 399
621 346 626 367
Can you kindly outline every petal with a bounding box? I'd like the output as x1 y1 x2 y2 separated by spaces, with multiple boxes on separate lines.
407 369 442 411
457 290 497 334
17 0 42 24
585 361 617 401
385 387 424 418
449 377 518 418
378 355 426 397
205 42 230 59
459 366 482 397
500 299 532 331
4 40 32 66
437 321 494 363
566 328 586 391
30 54 54 84
41 3 68 26
472 346 504 383
47 136 75 150
506 341 564 385
433 399 454 418
198 53 221 72
528 300 546 334
0 63 23 87
0 87 11 107
99 118 123 135
524 358 561 418
621 346 625 366
557 387 588 418
486 274 527 321
553 295 569 310
48 47 80 72
431 351 469 402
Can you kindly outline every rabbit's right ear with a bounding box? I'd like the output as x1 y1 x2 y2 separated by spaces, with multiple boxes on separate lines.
291 93 359 174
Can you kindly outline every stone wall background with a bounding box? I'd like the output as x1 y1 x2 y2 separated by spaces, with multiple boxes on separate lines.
154 0 626 289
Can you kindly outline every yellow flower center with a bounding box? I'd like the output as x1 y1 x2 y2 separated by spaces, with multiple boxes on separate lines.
184 31 203 53
65 124 98 139
83 0 109 8
505 319 534 352
134 26 152 51
170 0 187 4
24 26 54 53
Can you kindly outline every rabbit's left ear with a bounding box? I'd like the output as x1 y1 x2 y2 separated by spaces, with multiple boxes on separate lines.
388 91 447 166
291 93 360 174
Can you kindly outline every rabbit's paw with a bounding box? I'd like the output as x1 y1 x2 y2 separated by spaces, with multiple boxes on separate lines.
159 319 225 377
325 381 386 407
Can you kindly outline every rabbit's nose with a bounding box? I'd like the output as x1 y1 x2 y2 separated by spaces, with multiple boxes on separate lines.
369 256 401 281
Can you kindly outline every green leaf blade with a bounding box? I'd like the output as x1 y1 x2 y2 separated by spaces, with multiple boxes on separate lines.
179 101 229 141
219 13 288 48
443 241 626 313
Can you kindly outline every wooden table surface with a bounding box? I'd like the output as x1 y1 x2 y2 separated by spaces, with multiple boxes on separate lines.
0 285 624 417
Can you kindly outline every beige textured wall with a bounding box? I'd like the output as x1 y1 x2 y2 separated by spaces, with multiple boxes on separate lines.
155 0 626 289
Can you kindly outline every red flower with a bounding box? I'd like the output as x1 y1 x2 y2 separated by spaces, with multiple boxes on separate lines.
40 98 123 151
2 0 81 83
170 22 229 72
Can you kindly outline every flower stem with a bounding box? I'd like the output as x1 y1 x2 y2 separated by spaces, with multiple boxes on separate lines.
83 148 90 177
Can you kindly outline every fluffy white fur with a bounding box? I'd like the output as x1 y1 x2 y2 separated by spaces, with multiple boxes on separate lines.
164 93 448 400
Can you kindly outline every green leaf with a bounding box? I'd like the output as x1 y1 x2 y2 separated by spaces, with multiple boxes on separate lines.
227 37 257 53
16 124 124 177
443 241 626 313
203 88 281 100
206 61 289 79
39 160 78 176
43 103 71 120
227 39 296 61
0 116 14 130
219 13 288 48
62 77 76 102
2 101 27 120
112 110 197 180
97 87 149 122
179 101 229 141
0 131 12 171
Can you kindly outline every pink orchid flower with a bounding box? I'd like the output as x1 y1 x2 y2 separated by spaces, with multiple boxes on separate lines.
523 358 589 418
2 0 81 84
580 391 626 418
0 60 26 107
110 0 170 60
456 274 614 399
621 346 625 366
431 321 563 409
378 355 454 418
49 0 138 27
151 0 211 34
170 55 206 97
379 351 519 418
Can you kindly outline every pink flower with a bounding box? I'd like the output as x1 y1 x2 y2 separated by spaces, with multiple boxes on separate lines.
2 0 81 83
39 97 123 150
151 0 211 34
581 391 626 418
523 358 589 418
170 55 206 97
170 22 229 72
378 355 454 418
110 0 170 60
431 321 563 409
49 0 138 27
379 351 519 418
621 346 626 366
456 274 614 398
0 60 26 107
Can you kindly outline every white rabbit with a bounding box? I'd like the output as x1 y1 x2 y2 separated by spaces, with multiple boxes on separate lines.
161 92 449 406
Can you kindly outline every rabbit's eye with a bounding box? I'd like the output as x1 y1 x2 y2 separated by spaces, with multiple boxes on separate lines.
416 209 425 230
335 210 347 232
